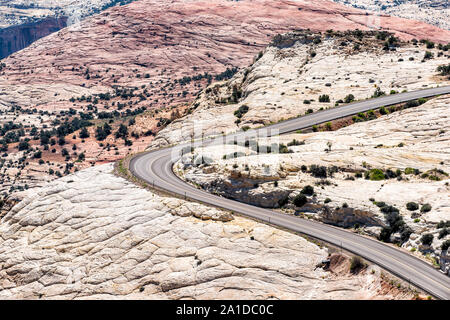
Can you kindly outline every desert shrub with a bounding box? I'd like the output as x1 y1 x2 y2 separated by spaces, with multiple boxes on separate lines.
437 64 450 76
386 211 404 232
379 227 392 242
405 167 419 175
441 240 450 251
406 202 419 211
115 124 128 139
384 169 399 179
234 105 249 119
300 185 314 196
380 205 399 214
350 256 365 273
400 227 413 243
303 99 311 104
293 194 307 207
318 95 330 103
420 234 434 246
58 136 66 146
344 94 355 103
437 221 450 229
372 87 385 98
375 201 386 208
324 198 331 204
18 140 30 151
367 169 385 181
438 228 449 240
405 100 422 108
420 203 432 213
310 165 327 178
424 51 433 60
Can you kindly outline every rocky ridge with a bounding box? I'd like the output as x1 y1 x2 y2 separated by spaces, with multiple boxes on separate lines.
151 30 450 148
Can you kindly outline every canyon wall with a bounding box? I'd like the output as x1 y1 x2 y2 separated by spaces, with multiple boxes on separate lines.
0 17 67 59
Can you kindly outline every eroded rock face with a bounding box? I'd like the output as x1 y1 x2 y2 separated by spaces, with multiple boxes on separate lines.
0 163 406 299
0 1 139 58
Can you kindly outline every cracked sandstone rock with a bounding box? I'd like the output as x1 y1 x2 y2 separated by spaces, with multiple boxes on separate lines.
0 163 402 299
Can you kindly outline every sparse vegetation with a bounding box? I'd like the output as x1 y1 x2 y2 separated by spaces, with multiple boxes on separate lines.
420 234 433 246
293 193 307 207
406 202 419 211
350 256 365 274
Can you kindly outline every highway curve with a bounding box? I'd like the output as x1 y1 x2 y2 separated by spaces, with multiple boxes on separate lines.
130 86 450 299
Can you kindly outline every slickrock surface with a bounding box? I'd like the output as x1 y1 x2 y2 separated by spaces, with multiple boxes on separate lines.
175 94 450 257
332 0 450 30
152 31 450 148
0 163 407 299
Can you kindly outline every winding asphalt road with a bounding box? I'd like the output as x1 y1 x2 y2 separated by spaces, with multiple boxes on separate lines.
130 86 450 299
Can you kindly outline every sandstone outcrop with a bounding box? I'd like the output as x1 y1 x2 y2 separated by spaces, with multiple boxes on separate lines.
152 31 450 148
174 93 450 257
0 163 407 299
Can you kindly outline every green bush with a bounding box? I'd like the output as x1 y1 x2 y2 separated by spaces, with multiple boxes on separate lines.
420 204 432 213
368 169 385 181
420 233 434 246
18 140 30 151
318 95 330 103
405 167 419 175
234 105 249 119
310 165 327 178
438 228 449 240
437 221 450 229
406 202 419 211
437 64 450 76
379 227 392 242
344 94 355 103
293 194 307 207
424 51 434 60
300 185 314 196
441 240 450 251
